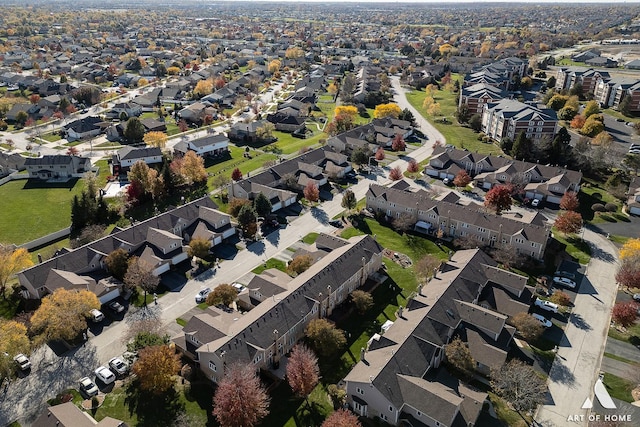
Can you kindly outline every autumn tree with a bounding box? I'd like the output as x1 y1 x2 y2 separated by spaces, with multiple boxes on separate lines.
350 290 374 314
374 146 385 161
143 131 168 148
491 359 546 413
231 167 243 181
124 257 160 305
444 337 475 378
484 185 512 214
30 289 100 343
592 131 613 148
619 238 640 260
581 114 604 137
612 302 638 327
616 256 640 289
256 123 275 141
286 344 320 403
193 79 214 98
177 119 189 133
583 100 600 119
321 409 362 427
0 246 33 298
206 284 238 306
213 363 270 427
373 103 402 119
391 134 406 151
229 198 252 217
407 159 420 173
388 166 402 181
188 237 211 259
415 254 442 282
305 319 347 357
132 345 181 395
123 117 146 143
105 248 129 281
554 211 583 235
341 189 357 212
288 254 314 276
559 191 579 211
172 151 207 185
253 192 273 218
511 313 544 341
0 320 30 380
453 170 472 188
549 290 571 307
304 181 320 203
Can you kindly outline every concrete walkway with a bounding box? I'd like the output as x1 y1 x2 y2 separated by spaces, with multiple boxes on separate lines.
535 229 620 426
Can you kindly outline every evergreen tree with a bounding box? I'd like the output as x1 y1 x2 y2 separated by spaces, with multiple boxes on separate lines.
253 192 272 218
512 132 532 161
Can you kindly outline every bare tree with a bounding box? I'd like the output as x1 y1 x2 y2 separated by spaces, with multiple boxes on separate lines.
124 257 160 306
491 359 546 413
415 254 442 281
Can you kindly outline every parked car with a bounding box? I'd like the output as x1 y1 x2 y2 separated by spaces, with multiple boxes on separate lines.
108 357 129 377
95 366 116 385
531 199 541 208
195 287 212 303
231 283 246 293
535 298 559 313
442 177 452 186
532 313 553 328
328 219 344 228
13 353 31 371
108 301 125 313
554 270 576 281
633 293 640 302
553 276 577 289
79 377 99 397
90 309 104 323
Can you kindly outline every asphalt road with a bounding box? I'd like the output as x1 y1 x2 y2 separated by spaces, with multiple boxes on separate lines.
535 230 620 427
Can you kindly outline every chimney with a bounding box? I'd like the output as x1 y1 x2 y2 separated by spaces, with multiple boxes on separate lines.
360 347 366 362
433 267 438 278
448 250 453 260
37 253 43 263
397 305 403 318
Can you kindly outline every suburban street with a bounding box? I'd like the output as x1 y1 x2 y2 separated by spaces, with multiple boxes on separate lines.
535 229 620 427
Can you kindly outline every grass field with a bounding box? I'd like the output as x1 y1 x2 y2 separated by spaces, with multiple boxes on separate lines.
205 146 278 190
404 80 503 155
0 178 84 245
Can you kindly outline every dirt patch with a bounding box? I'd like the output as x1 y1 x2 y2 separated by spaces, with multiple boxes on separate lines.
632 387 640 402
382 248 412 268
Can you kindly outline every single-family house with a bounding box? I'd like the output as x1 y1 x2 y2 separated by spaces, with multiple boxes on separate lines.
64 116 103 141
111 146 163 175
173 134 229 158
32 401 125 427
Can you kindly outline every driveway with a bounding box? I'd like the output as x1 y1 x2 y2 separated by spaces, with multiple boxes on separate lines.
535 230 620 427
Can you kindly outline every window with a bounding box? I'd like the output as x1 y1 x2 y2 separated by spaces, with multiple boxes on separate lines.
381 414 388 421
209 361 216 372
515 238 524 244
416 411 422 417
531 242 536 247
389 406 393 412
462 223 469 228
356 387 364 395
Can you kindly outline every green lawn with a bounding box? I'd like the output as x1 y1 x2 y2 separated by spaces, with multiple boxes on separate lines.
404 83 503 155
579 181 623 223
550 232 591 265
270 131 325 155
251 258 287 274
302 232 319 244
608 322 640 346
205 146 278 191
0 178 85 245
40 132 62 142
602 372 635 403
488 392 531 427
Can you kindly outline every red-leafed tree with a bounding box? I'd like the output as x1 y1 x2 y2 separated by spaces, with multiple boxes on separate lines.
407 159 419 173
231 168 243 181
321 409 362 427
612 301 638 327
177 119 189 132
374 146 385 161
213 363 270 427
391 134 406 151
453 170 472 188
484 185 512 214
66 146 79 156
388 166 402 181
286 344 319 403
554 211 583 235
304 181 319 203
616 256 640 289
559 191 579 211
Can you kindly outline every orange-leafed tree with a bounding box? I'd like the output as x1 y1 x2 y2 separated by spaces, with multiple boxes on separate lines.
374 146 385 161
143 131 168 148
213 363 270 427
453 170 472 188
303 181 319 203
559 191 579 211
554 211 583 235
286 344 319 403
173 151 207 185
0 246 33 298
132 345 181 395
484 185 512 214
388 166 403 181
321 409 362 427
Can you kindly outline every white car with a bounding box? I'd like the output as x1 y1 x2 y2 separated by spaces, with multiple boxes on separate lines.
195 287 212 303
95 366 116 385
79 377 99 397
553 276 577 289
531 199 541 207
633 293 640 302
232 283 246 293
532 313 553 328
535 298 559 313
13 353 31 370
108 357 129 377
